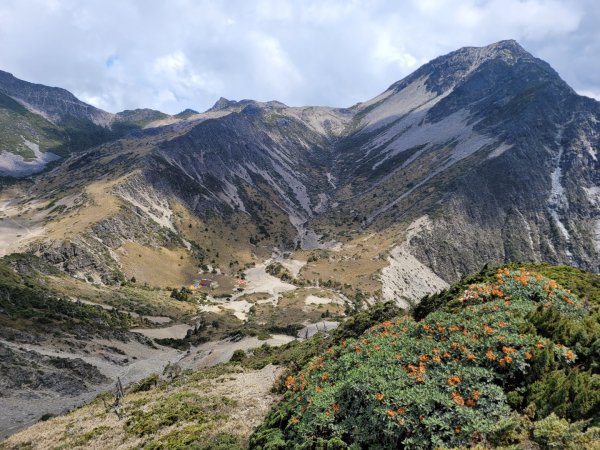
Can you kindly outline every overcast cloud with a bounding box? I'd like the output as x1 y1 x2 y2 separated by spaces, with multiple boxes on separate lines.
0 0 598 114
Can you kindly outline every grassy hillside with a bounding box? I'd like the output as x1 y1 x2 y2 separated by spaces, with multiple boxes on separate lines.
251 266 600 449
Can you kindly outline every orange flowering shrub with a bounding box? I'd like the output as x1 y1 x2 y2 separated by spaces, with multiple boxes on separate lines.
252 269 586 449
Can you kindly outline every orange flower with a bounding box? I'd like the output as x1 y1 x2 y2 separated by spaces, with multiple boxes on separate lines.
395 353 402 360
472 389 480 401
375 392 384 401
455 426 462 433
332 403 341 413
447 376 461 386
432 355 441 363
524 352 533 360
321 373 330 382
382 320 392 329
285 375 295 388
387 409 396 417
498 321 508 327
362 338 369 345
483 324 494 334
419 355 429 362
486 349 496 361
451 391 464 406
565 351 575 361
341 340 347 348
291 416 300 424
467 353 476 360
443 351 451 358
536 341 545 349
502 346 517 354
397 407 406 415
491 288 504 297
466 399 475 407
504 356 513 364
415 374 424 383
315 386 322 393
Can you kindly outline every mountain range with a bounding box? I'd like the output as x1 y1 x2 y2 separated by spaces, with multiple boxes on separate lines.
1 39 599 304
1 38 600 446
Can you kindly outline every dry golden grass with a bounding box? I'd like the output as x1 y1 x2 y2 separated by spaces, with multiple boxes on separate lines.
44 176 128 240
293 228 406 296
117 242 199 289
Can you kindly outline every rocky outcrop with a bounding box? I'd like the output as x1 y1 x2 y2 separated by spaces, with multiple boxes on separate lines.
0 343 108 396
0 70 111 126
29 239 122 284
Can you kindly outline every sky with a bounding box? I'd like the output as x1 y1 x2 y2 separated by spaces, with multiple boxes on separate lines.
0 0 598 114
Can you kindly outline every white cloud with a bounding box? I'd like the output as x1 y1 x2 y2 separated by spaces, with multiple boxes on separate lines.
0 0 597 114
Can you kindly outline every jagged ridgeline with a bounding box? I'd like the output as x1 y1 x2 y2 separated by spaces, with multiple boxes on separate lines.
1 40 600 298
250 265 600 449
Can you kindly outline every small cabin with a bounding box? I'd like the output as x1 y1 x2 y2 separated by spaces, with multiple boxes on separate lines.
200 279 212 288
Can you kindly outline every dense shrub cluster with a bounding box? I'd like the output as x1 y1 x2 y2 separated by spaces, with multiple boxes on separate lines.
250 268 599 449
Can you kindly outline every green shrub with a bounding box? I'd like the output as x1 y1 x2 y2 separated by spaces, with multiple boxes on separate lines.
251 268 598 449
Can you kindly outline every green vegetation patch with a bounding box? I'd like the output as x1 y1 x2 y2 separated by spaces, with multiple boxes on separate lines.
124 391 236 436
0 256 136 335
251 267 600 449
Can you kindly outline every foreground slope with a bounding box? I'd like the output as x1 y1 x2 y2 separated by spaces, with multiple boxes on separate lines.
3 264 598 449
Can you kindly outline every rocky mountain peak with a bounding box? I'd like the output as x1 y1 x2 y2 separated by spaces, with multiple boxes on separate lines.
0 69 112 126
174 108 199 118
385 39 550 98
207 96 236 112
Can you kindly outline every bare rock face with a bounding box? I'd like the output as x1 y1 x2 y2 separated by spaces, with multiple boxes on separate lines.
29 240 123 285
326 39 600 278
0 343 108 396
